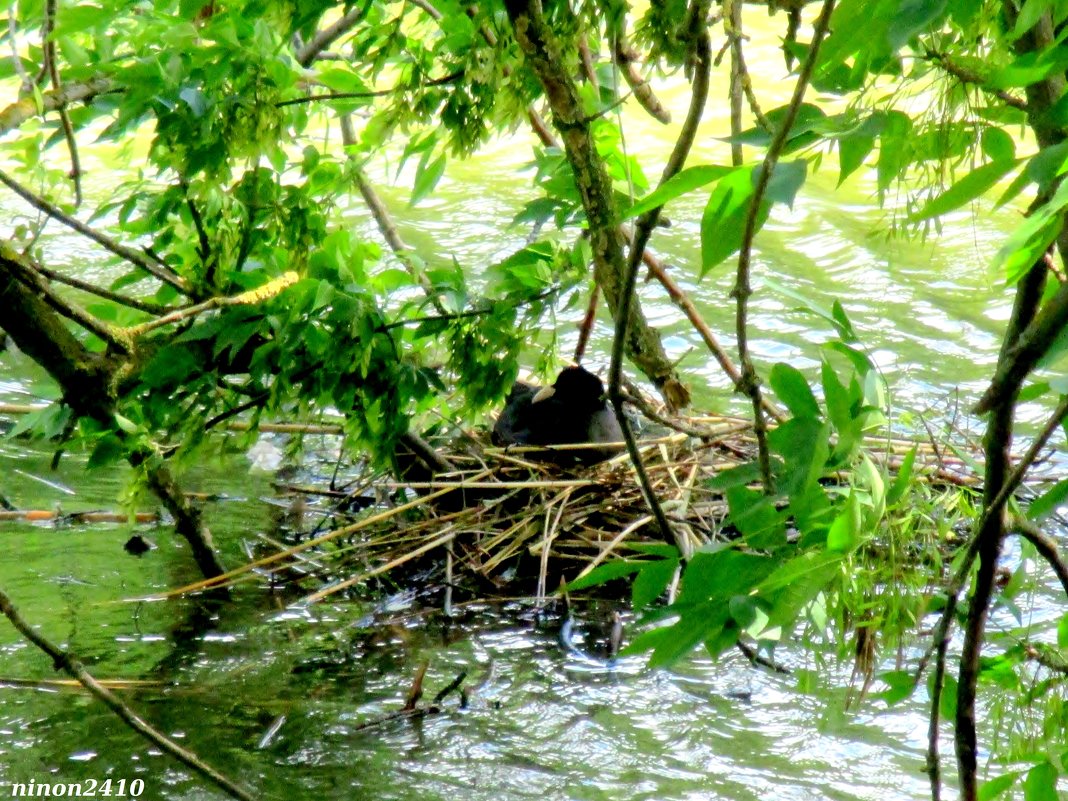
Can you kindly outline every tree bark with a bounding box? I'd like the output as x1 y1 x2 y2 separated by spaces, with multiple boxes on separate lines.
0 247 227 580
504 0 684 399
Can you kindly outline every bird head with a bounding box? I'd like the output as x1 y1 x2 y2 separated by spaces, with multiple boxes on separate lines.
532 365 608 411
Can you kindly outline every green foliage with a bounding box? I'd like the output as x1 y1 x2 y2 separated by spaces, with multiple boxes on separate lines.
5 0 601 472
7 3 1068 778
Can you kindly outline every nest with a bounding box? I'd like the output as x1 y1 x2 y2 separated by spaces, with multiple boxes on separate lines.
222 408 979 602
157 410 978 604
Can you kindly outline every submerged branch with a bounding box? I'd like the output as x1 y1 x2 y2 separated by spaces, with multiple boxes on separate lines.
0 589 256 801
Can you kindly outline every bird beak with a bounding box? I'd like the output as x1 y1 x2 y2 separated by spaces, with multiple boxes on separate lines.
532 385 556 403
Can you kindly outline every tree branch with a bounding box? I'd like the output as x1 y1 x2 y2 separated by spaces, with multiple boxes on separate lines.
733 0 836 493
0 77 112 136
295 0 374 66
0 168 192 295
1011 515 1068 598
505 0 685 401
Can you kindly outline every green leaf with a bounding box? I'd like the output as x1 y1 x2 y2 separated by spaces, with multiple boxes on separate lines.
723 105 828 149
759 550 843 593
1023 762 1058 801
707 461 763 491
830 301 859 343
769 417 830 502
887 0 947 49
826 495 860 552
316 67 369 95
88 433 125 469
564 560 643 592
700 167 756 274
838 133 874 185
764 159 808 207
410 153 447 207
1057 612 1068 648
628 543 681 558
1013 0 1053 40
113 413 139 435
936 672 958 721
978 773 1018 801
819 0 895 67
1028 478 1068 522
632 557 680 609
836 114 884 185
727 596 757 630
622 165 733 220
178 86 207 118
760 552 843 629
647 606 727 667
769 363 821 419
679 548 777 605
52 4 108 35
1025 140 1068 192
877 111 913 193
886 445 917 506
825 340 875 376
875 670 917 705
910 159 1019 221
821 359 851 432
704 619 740 658
982 128 1016 162
993 176 1068 283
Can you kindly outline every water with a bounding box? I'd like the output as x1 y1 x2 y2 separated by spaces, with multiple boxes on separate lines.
0 36 1059 801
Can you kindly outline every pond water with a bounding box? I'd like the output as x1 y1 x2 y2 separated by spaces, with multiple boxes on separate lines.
0 24 1062 801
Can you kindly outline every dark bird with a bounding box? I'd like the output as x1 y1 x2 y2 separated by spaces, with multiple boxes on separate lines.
492 365 623 464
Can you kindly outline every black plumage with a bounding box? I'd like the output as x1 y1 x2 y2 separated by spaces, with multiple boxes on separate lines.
492 365 623 464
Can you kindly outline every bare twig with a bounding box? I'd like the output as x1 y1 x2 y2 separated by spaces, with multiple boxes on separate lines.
641 251 784 421
7 8 31 92
1 246 131 353
612 34 670 124
33 262 172 315
124 271 298 338
1010 516 1068 598
574 283 600 363
296 0 374 66
0 76 112 135
607 0 712 555
922 49 1028 112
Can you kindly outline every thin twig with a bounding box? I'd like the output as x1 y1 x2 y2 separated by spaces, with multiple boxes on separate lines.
733 0 836 493
574 283 600 363
922 49 1028 112
33 262 172 315
42 0 82 206
607 0 712 556
295 0 374 66
1010 515 1068 598
0 246 131 353
124 271 298 338
7 8 31 92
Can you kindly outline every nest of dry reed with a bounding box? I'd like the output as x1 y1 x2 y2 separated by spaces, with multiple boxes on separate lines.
248 411 978 607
